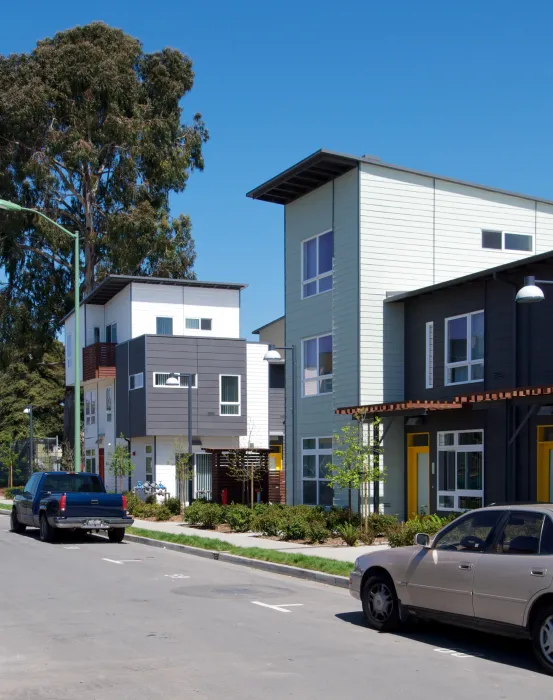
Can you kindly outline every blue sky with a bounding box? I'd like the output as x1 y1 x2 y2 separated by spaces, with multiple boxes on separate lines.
3 0 553 338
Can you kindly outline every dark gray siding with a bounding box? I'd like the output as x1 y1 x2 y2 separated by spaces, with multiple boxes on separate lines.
145 335 247 438
116 337 146 438
269 388 285 434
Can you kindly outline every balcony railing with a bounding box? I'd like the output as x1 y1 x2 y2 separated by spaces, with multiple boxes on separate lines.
83 343 117 382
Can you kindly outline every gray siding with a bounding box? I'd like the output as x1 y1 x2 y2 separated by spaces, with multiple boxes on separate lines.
145 335 247 438
115 337 146 438
269 388 285 434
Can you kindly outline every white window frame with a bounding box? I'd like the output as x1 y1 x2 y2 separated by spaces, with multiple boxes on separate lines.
481 229 534 253
66 334 72 369
153 372 197 388
437 430 484 512
85 391 96 426
106 386 113 423
129 372 144 391
145 444 154 482
301 229 333 299
425 322 434 389
85 448 97 474
185 318 212 331
444 311 484 387
302 333 333 397
301 437 334 506
219 374 241 416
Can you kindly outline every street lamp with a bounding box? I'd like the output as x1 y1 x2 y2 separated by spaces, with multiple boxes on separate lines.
167 372 194 502
515 276 549 304
263 344 297 504
0 198 81 472
23 405 33 472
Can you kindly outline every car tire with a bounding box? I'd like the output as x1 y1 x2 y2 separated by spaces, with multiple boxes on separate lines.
532 603 553 675
10 509 26 534
39 514 56 543
362 573 401 632
108 528 125 543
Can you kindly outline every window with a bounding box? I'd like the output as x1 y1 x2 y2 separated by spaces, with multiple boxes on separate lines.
106 323 117 344
185 318 212 331
445 311 484 385
482 229 534 253
66 333 72 369
93 327 100 344
302 334 332 396
129 372 144 390
269 363 285 389
495 511 544 554
425 322 434 389
145 445 154 483
302 437 333 506
24 473 41 497
106 386 112 423
153 372 197 388
302 230 333 298
438 430 483 511
433 510 503 551
85 391 96 426
220 375 240 415
85 448 96 474
156 317 173 335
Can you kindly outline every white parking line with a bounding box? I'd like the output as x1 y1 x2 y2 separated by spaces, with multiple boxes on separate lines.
164 574 190 579
251 602 303 613
102 558 124 565
434 647 481 659
63 546 80 550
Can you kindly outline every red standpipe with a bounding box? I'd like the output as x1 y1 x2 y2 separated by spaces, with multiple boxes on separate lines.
221 488 228 505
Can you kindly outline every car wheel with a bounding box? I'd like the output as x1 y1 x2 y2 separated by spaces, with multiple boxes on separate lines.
362 573 401 632
108 528 125 543
39 514 56 543
10 509 26 534
532 604 553 675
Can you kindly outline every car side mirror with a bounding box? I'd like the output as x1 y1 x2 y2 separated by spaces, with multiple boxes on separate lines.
415 533 431 548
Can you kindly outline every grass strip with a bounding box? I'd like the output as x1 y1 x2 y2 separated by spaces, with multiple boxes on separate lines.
0 503 11 510
128 526 353 577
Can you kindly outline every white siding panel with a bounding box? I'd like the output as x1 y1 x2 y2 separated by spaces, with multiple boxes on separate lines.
240 343 269 449
536 202 553 253
155 436 177 498
105 286 131 344
85 305 105 346
131 283 240 339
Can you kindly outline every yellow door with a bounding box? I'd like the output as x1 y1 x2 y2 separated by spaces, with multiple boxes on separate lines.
407 434 430 517
269 445 283 472
537 427 553 502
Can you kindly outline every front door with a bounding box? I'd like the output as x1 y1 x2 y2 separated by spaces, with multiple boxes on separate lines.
99 448 105 483
537 426 553 502
403 509 504 616
407 434 430 518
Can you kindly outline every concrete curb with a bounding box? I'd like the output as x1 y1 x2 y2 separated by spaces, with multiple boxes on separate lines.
123 532 350 589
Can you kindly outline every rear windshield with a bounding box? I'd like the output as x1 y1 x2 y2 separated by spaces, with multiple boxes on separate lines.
41 474 105 493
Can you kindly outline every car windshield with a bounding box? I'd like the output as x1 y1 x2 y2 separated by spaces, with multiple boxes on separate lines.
433 511 503 551
40 474 104 494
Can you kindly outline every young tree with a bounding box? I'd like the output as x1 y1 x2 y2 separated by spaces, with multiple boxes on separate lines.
171 438 194 509
108 437 134 493
330 413 386 533
226 450 267 509
0 22 208 362
0 441 19 487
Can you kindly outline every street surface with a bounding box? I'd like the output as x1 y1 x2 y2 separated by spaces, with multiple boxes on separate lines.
0 515 549 699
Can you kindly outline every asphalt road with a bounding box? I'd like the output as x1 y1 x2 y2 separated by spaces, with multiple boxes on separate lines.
0 515 550 700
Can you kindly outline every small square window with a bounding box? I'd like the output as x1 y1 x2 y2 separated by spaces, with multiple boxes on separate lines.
157 317 173 335
482 230 502 249
186 318 200 330
303 438 316 450
201 318 212 331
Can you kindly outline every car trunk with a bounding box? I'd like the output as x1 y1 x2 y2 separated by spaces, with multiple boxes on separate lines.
53 492 125 519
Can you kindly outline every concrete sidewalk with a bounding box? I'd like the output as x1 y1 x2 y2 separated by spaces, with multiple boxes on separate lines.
0 499 388 563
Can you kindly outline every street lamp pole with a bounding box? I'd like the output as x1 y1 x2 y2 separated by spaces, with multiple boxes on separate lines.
23 405 33 472
0 199 81 472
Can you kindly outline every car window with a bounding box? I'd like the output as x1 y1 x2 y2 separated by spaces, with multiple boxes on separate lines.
540 516 553 555
494 511 544 555
23 474 40 496
433 510 504 551
41 474 104 493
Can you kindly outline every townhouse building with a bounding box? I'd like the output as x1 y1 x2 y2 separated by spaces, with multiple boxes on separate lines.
247 149 553 515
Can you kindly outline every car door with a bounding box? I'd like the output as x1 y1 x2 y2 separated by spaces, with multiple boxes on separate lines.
18 474 39 525
403 509 505 617
472 510 553 627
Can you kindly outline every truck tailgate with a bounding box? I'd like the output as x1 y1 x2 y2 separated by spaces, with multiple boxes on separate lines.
63 493 126 519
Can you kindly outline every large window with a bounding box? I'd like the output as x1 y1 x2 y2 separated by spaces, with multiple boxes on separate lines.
153 372 197 388
156 317 173 335
482 230 534 253
445 311 484 385
302 437 333 506
302 334 332 396
106 323 117 344
66 334 72 369
85 448 96 474
269 363 285 389
220 375 240 415
145 445 154 483
302 230 333 298
129 372 144 390
425 321 434 389
106 387 112 423
438 430 484 511
85 391 96 426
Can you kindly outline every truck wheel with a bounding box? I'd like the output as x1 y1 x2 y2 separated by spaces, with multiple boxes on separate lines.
10 509 26 534
108 528 125 543
39 514 56 543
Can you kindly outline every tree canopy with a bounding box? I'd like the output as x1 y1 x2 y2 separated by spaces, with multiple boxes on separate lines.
0 22 208 362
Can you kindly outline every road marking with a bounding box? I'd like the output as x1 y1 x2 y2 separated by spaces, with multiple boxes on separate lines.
63 546 80 550
164 574 190 579
102 558 124 565
434 647 481 659
251 602 303 613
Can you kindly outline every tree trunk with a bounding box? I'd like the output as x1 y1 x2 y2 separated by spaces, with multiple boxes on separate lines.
348 488 352 522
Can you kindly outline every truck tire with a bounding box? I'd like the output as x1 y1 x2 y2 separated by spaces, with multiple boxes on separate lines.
39 514 56 543
108 528 125 543
10 509 26 534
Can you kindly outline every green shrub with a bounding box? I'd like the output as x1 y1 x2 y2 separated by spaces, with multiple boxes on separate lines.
325 507 361 532
145 494 156 505
252 509 282 537
358 527 376 545
387 516 447 548
183 500 222 529
279 516 308 541
366 513 399 536
4 487 24 500
123 491 143 515
156 505 172 521
225 504 253 533
306 521 330 544
133 503 159 519
165 497 182 516
337 522 358 546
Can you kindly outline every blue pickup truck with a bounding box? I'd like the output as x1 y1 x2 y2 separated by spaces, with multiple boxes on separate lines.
10 472 133 543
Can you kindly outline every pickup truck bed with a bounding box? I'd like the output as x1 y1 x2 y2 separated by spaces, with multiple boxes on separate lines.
11 472 134 543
